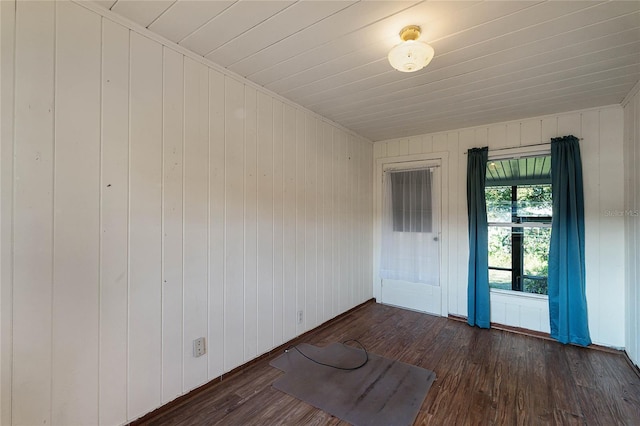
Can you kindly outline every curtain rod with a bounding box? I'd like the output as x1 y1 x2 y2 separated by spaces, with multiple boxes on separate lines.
463 138 583 154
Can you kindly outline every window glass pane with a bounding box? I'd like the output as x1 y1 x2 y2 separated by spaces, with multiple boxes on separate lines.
517 185 552 218
489 269 511 291
390 169 433 232
488 226 511 269
486 186 511 223
522 226 550 295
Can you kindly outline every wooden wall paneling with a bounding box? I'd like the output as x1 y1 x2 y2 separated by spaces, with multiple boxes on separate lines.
505 303 520 326
386 139 399 157
447 132 466 313
0 1 15 423
323 124 335 320
520 305 542 331
223 76 245 371
244 85 258 361
439 151 450 318
12 1 55 423
579 110 600 341
332 128 341 317
634 93 640 364
358 139 366 303
347 135 358 306
351 138 359 304
458 129 475 151
475 128 488 146
446 132 460 315
622 102 632 360
356 139 365 304
597 107 625 347
315 122 326 323
541 116 558 141
295 109 306 334
344 135 352 307
365 141 374 299
421 135 434 154
458 131 471 315
558 112 582 137
361 140 371 301
272 100 284 347
183 57 209 389
256 91 275 355
487 125 507 150
350 137 359 305
161 46 184 402
100 18 129 425
208 69 225 379
580 110 601 343
128 31 163 420
630 97 637 361
305 116 318 328
409 136 422 155
397 138 409 156
491 299 507 324
333 129 341 316
433 133 449 152
52 3 101 424
339 132 349 312
282 104 296 341
372 142 387 160
521 119 542 146
506 122 521 148
418 135 435 154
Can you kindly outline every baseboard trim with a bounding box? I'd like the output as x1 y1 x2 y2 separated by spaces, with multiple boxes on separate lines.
129 298 376 425
448 314 622 354
623 350 640 380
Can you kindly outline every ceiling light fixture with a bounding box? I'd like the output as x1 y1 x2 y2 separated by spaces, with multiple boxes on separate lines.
388 25 434 73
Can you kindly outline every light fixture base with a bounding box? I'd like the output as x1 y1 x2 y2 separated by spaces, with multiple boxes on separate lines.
399 25 421 42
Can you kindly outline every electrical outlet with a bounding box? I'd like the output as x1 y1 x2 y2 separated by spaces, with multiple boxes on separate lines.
193 337 206 357
297 310 303 325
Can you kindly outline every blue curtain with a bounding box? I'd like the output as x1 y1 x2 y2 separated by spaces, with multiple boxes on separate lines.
467 147 490 328
548 135 591 346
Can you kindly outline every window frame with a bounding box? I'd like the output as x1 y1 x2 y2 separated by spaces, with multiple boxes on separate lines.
485 150 552 297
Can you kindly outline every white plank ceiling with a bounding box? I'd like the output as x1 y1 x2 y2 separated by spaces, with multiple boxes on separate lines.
90 0 640 141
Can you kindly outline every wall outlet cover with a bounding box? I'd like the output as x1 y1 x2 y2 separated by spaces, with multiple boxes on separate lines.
193 337 206 357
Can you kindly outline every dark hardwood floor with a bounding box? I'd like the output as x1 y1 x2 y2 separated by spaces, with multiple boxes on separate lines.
139 302 640 425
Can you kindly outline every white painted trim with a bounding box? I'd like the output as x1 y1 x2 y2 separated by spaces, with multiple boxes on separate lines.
373 151 450 316
621 79 640 107
490 288 548 301
70 0 372 145
487 145 551 161
0 0 16 423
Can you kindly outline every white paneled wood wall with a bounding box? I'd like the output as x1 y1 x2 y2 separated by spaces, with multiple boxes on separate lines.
0 2 373 424
623 83 640 367
373 105 626 348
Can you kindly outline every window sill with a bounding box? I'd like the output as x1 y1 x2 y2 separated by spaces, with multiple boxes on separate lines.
490 288 548 300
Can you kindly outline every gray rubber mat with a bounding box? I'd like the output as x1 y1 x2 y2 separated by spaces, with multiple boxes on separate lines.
270 342 436 426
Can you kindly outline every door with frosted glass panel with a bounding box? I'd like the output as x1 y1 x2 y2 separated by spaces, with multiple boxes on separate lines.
379 165 441 315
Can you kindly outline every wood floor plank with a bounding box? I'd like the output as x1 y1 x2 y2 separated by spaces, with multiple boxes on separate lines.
136 303 640 425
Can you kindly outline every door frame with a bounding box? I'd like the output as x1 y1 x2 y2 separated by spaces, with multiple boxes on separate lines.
373 152 450 316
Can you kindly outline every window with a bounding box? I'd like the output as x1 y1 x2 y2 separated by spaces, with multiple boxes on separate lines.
486 155 551 295
390 169 433 233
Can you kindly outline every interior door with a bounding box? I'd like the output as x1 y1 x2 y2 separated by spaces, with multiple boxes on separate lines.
379 163 441 315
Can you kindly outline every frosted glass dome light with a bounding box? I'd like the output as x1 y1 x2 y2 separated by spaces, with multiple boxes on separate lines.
388 25 434 73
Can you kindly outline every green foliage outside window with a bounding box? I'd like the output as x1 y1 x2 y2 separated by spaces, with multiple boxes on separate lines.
486 184 552 295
